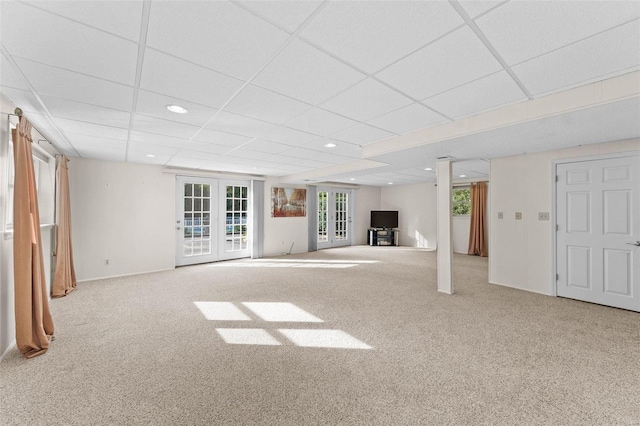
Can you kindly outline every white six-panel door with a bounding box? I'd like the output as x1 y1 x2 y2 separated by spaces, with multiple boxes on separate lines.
556 155 639 311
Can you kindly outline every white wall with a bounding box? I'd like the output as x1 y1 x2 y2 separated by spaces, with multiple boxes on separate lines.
68 158 175 281
452 216 470 254
262 177 309 256
381 182 437 248
354 185 381 245
489 138 640 295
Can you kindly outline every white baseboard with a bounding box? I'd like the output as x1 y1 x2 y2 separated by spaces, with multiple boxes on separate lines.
0 340 17 363
77 268 174 283
489 280 552 296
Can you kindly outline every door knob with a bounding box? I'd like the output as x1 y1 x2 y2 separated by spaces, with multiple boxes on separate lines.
626 241 640 246
176 226 181 230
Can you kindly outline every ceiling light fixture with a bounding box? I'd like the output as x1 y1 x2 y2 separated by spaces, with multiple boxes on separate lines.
324 142 337 148
388 182 393 185
166 104 188 114
349 178 355 181
424 167 432 171
459 174 467 178
145 154 156 158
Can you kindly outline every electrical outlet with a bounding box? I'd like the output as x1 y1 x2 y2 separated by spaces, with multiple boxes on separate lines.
498 212 503 219
538 212 550 221
515 212 522 220
105 259 110 265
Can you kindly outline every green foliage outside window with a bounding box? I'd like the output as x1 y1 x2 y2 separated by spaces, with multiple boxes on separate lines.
452 188 471 215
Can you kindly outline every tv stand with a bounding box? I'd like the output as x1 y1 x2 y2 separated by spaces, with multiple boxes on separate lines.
368 228 398 246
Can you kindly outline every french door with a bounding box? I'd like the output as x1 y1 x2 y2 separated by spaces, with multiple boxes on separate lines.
317 187 352 250
176 177 250 266
556 154 639 311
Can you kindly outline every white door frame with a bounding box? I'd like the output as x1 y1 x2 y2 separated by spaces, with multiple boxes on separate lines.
552 150 640 299
317 186 353 250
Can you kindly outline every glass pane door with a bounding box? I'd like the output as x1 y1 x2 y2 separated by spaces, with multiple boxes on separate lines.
317 188 351 250
335 191 349 242
218 180 251 261
176 177 218 266
318 191 328 245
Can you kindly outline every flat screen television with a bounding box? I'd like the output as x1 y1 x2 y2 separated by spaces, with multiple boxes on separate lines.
370 210 398 229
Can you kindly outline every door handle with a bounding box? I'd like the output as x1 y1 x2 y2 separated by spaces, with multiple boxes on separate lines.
626 241 640 246
176 227 181 230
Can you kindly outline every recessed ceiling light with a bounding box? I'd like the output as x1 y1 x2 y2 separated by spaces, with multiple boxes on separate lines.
166 104 188 114
459 174 467 178
424 167 432 171
388 182 393 185
145 154 156 158
349 178 355 181
324 142 337 148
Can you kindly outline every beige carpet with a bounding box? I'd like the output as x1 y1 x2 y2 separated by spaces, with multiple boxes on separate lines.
1 246 638 425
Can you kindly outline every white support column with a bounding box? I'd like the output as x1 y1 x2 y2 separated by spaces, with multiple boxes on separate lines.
436 160 454 294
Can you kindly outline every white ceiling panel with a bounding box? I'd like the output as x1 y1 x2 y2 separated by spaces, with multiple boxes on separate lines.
41 95 131 128
14 58 134 112
330 124 394 145
132 114 200 139
204 111 278 137
424 71 527 119
127 152 172 165
366 103 449 135
237 0 322 33
513 21 640 97
1 1 138 85
300 1 463 73
458 1 505 19
261 126 317 147
127 142 179 156
54 118 129 140
222 149 269 161
262 154 332 169
226 84 311 125
174 150 223 162
253 39 365 105
166 156 208 169
146 1 289 80
22 0 143 42
179 141 233 155
303 139 363 158
284 107 357 136
64 132 127 150
236 140 290 154
376 27 503 101
1 53 30 91
279 147 353 165
75 146 125 162
476 0 640 66
320 78 413 122
135 90 217 127
129 131 186 149
140 49 244 109
193 128 253 148
2 88 43 114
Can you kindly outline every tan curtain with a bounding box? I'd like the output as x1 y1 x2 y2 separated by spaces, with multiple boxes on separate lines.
468 182 488 257
52 156 76 298
13 116 55 358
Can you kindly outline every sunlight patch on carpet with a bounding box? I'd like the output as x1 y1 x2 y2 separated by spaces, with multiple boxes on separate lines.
242 302 324 323
216 328 281 346
278 329 372 350
194 302 251 321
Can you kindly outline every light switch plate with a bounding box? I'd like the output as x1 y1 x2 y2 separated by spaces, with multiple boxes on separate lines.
498 212 503 219
515 212 522 220
538 212 549 221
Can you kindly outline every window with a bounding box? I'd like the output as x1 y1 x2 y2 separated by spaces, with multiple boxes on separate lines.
452 187 471 216
225 185 248 252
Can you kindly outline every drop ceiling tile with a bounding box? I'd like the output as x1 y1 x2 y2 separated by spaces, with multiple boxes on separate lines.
166 156 208 169
284 108 357 136
366 103 449 135
253 39 365 105
132 114 200 139
41 95 131 128
1 1 138 85
22 0 143 42
135 90 217 127
300 1 463 73
193 128 253 148
76 146 125 162
127 152 172 165
458 1 504 18
1 53 30 91
146 1 289 80
55 118 129 140
140 49 244 109
14 57 134 112
222 149 269 161
376 26 503 101
261 126 317 147
237 0 322 32
64 132 127 150
238 140 291 154
204 111 278 138
320 78 413 122
226 84 311 125
174 150 223 162
423 71 527 119
127 141 179 156
1 88 43 114
129 131 185 149
330 123 394 146
513 20 640 97
279 147 352 165
476 0 640 66
303 139 363 158
262 154 332 169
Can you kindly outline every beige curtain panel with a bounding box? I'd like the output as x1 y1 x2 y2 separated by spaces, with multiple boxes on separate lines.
12 116 55 358
468 182 488 257
52 156 77 298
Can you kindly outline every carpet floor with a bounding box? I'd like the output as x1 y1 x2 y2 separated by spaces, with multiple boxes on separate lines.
0 246 638 425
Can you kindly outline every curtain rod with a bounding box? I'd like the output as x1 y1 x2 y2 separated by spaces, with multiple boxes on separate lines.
8 109 65 157
434 181 488 187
